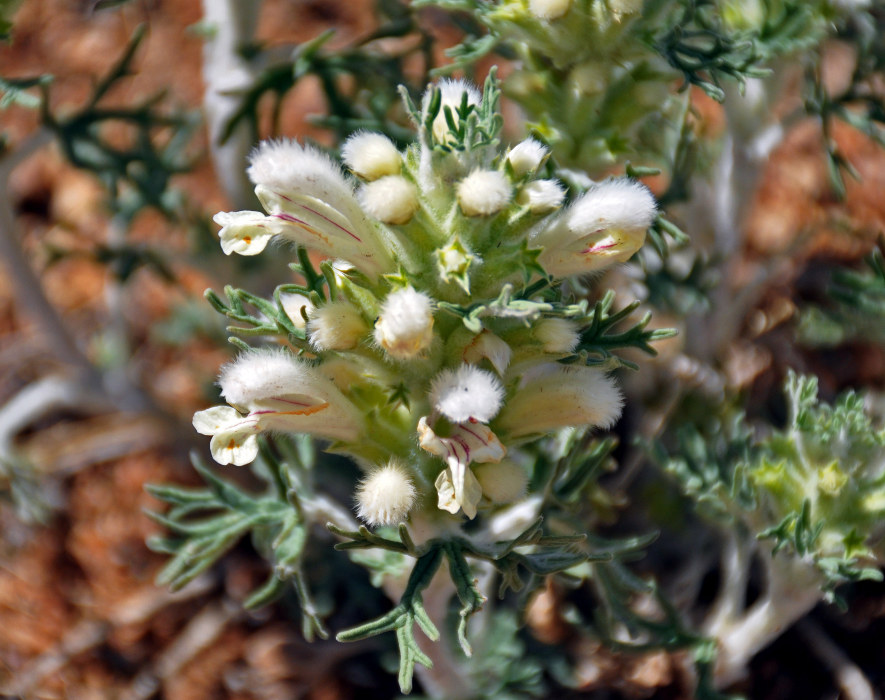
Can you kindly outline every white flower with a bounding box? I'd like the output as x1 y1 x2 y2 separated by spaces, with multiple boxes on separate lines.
194 349 364 465
213 211 280 256
531 179 656 277
474 460 529 504
516 179 566 214
418 417 506 518
528 0 571 20
307 300 368 351
534 318 580 353
429 364 504 423
496 364 623 438
456 170 512 216
355 462 417 526
358 176 419 225
374 287 434 360
462 330 512 375
279 292 314 331
235 139 393 279
507 138 549 176
341 132 401 181
431 79 481 145
193 406 261 466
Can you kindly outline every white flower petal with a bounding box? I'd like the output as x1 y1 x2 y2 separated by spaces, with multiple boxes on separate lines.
209 429 260 466
462 330 512 375
435 465 483 519
213 211 278 256
192 405 244 435
418 416 506 468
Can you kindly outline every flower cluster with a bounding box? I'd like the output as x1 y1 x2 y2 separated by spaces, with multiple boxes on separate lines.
195 76 655 529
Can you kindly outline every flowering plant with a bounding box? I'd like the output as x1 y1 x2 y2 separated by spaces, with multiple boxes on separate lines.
150 73 670 692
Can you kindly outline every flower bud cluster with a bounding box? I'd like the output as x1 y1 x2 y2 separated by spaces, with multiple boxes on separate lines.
197 77 656 531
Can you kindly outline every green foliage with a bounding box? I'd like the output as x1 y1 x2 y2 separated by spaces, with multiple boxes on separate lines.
40 26 200 224
655 371 885 599
146 447 328 640
221 0 433 147
0 74 52 110
798 240 885 347
803 8 885 197
648 0 823 102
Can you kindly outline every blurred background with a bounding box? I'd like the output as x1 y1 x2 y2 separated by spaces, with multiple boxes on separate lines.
1 1 885 698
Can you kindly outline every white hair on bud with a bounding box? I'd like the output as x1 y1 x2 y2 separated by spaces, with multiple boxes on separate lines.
517 179 566 213
507 138 549 176
341 132 402 181
531 178 657 277
356 462 417 526
430 364 504 424
474 460 529 504
374 287 435 359
497 364 623 438
456 170 512 217
563 179 656 240
247 139 367 225
307 300 368 351
219 348 312 407
528 0 571 19
534 318 581 353
358 176 419 225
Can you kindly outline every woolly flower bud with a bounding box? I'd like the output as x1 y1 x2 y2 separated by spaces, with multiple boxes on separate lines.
248 140 360 220
307 300 368 351
242 139 392 280
280 293 314 331
194 349 364 465
534 318 581 353
496 364 623 438
341 132 401 180
507 138 549 176
532 179 656 277
517 179 566 214
358 176 419 225
356 462 417 527
457 169 512 217
529 0 571 20
430 364 504 424
374 287 434 359
432 79 481 145
474 460 529 504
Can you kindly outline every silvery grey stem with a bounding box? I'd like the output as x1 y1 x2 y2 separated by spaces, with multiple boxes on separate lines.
201 0 262 209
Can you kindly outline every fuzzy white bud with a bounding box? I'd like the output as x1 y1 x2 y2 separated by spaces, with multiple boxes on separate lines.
517 179 566 213
507 138 549 176
358 175 419 225
432 79 481 145
356 462 417 527
528 0 571 20
341 132 401 180
457 169 512 217
430 364 504 424
532 178 656 277
474 460 529 504
307 300 368 351
374 287 435 359
534 318 581 353
248 140 360 221
497 364 623 438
